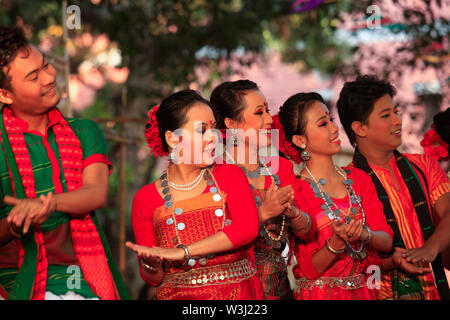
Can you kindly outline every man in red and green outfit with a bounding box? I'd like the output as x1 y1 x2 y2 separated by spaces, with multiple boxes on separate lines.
0 26 129 300
337 75 450 300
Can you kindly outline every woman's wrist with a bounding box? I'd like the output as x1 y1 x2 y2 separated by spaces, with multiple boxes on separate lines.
291 210 312 234
258 205 268 224
285 205 299 219
325 238 345 254
329 234 346 249
361 225 372 243
175 244 191 264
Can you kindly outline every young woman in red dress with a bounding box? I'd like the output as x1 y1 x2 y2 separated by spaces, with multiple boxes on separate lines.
209 80 316 300
126 90 263 300
274 92 394 300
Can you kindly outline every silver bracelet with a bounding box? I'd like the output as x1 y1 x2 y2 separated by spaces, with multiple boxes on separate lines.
325 238 345 254
293 210 312 234
363 225 372 244
175 244 190 265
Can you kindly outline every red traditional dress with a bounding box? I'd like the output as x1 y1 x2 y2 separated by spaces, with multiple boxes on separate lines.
292 167 393 300
351 153 450 300
250 156 316 300
131 164 264 300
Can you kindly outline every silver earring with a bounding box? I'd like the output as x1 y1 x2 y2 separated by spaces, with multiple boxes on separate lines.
300 144 310 161
168 144 178 162
230 128 239 146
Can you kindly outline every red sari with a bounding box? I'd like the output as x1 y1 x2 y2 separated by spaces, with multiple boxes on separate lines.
292 168 393 300
131 164 264 300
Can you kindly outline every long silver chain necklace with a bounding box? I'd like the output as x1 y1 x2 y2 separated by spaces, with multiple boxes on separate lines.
227 151 288 249
304 165 367 260
160 166 229 267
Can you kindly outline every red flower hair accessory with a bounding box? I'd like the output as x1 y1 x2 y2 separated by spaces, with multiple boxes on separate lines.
144 104 168 157
271 114 302 164
420 124 449 161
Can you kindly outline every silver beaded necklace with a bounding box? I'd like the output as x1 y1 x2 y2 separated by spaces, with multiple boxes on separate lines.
303 165 368 260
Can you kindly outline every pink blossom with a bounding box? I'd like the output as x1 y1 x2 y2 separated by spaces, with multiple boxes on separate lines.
104 66 129 83
90 34 110 54
78 63 106 89
68 75 96 111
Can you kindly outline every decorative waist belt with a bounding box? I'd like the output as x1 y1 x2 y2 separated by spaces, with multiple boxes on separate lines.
294 273 367 292
254 249 287 272
160 258 256 288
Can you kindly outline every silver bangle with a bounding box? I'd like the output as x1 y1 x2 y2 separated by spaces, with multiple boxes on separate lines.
325 238 345 254
293 210 312 234
175 244 190 265
363 225 372 244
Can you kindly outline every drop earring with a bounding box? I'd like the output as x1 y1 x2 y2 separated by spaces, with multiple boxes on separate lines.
168 144 178 162
230 128 239 146
300 143 311 161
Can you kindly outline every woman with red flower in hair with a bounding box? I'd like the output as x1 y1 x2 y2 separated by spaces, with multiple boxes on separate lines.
209 80 316 300
421 107 449 165
275 92 393 300
126 89 264 300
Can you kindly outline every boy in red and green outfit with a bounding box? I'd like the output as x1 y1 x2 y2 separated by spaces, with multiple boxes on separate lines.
0 26 129 300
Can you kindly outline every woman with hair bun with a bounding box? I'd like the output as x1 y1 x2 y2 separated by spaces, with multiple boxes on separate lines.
126 89 263 300
210 80 316 300
274 92 393 300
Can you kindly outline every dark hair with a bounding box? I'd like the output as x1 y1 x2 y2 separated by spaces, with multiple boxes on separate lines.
152 89 210 152
433 107 450 152
0 26 30 90
336 75 397 146
209 80 259 129
279 92 325 147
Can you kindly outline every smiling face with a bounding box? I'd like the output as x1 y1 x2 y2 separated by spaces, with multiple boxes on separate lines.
357 94 402 152
0 46 59 116
233 89 273 147
167 102 218 167
292 101 341 157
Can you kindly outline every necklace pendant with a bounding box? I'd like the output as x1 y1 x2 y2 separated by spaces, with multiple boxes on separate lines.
187 258 196 267
343 178 354 186
172 236 179 245
199 258 207 267
164 201 173 208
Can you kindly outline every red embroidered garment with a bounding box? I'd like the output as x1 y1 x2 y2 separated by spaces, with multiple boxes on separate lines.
350 154 450 300
292 168 393 300
252 156 317 300
1 107 120 300
131 164 264 300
